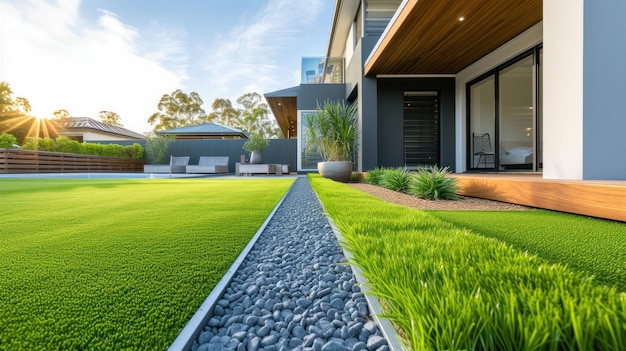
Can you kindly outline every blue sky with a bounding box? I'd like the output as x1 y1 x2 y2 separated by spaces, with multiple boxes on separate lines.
0 0 334 133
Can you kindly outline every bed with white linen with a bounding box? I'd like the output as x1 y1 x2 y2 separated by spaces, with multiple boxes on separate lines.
500 142 533 165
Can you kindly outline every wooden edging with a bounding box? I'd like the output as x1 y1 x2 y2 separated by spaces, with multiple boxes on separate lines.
167 179 296 351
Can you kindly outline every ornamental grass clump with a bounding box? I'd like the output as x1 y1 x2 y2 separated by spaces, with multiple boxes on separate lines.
380 167 411 192
408 166 459 200
364 167 385 186
309 174 626 350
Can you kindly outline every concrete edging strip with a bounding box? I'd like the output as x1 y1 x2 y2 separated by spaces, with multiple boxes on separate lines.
167 179 297 351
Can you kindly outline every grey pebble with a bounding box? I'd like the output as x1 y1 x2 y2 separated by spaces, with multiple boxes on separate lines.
191 178 388 350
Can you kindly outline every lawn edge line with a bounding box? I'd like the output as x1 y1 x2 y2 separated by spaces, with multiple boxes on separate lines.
167 179 297 351
311 187 405 351
325 217 406 351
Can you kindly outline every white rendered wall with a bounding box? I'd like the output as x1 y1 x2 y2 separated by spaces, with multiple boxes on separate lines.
543 0 584 179
455 22 543 173
83 131 136 141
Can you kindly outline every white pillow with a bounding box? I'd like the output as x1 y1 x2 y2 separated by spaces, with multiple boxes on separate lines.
506 146 533 157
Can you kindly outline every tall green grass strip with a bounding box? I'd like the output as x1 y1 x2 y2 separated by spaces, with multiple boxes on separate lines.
309 174 626 350
0 178 293 351
427 210 626 291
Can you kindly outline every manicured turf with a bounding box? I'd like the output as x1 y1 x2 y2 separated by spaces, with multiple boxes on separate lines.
310 175 626 350
427 209 626 291
0 178 293 351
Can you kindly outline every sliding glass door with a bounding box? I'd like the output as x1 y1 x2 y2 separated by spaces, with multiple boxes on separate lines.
468 46 542 172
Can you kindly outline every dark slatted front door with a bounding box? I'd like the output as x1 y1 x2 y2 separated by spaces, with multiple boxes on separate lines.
403 92 439 167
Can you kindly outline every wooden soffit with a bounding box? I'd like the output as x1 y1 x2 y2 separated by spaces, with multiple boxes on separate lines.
265 95 298 138
364 0 543 75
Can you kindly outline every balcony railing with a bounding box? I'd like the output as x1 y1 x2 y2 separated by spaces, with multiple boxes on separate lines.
301 57 344 84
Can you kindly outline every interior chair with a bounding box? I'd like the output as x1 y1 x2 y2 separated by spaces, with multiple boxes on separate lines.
473 133 495 168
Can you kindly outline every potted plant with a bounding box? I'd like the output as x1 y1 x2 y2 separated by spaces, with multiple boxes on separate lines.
242 133 269 164
304 100 358 182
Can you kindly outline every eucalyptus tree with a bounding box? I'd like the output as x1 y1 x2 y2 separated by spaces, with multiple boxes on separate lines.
147 89 206 131
205 92 283 138
99 110 123 127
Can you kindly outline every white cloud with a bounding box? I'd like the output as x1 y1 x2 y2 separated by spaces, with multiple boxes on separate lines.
198 0 325 101
0 0 186 134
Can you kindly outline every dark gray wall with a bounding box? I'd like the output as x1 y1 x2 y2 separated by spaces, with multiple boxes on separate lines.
376 77 456 171
358 36 382 171
98 139 297 174
297 84 346 110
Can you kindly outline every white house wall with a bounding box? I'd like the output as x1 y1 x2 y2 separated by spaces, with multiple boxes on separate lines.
455 22 543 173
543 0 584 180
83 131 135 141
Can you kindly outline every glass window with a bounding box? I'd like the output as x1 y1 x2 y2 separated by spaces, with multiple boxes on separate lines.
499 55 534 170
469 75 496 168
299 111 323 170
468 46 542 172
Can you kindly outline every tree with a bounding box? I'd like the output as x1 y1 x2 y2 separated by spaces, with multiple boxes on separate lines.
52 109 70 119
99 110 123 127
203 98 240 127
147 89 205 131
0 82 15 114
205 92 283 138
0 81 40 143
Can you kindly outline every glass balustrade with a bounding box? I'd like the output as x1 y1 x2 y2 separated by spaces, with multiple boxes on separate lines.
301 57 344 84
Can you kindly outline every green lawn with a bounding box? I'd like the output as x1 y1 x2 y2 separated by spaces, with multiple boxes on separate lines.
427 209 626 291
0 178 293 351
310 175 626 350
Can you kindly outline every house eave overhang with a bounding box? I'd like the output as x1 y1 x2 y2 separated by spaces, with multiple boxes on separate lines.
364 0 543 75
264 86 299 138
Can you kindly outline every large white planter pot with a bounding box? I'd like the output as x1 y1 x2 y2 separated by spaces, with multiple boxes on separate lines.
318 161 353 183
250 151 263 164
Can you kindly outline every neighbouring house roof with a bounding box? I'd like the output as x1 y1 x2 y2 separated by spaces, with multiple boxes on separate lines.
56 117 145 140
157 123 248 139
265 86 299 139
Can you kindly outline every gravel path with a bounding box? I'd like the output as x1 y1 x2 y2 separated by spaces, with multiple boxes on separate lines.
191 177 389 351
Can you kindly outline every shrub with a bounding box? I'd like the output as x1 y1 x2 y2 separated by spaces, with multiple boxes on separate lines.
0 133 18 148
145 134 175 164
21 137 38 150
80 142 105 156
380 167 411 192
364 167 385 186
18 137 142 159
408 165 459 200
55 136 82 154
102 143 125 158
124 143 144 160
37 137 57 152
349 172 364 183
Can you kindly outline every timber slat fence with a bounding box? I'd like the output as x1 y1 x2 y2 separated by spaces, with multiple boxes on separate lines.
0 149 143 173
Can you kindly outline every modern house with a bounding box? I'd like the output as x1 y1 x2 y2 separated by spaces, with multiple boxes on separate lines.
56 117 145 142
265 0 626 182
157 123 248 140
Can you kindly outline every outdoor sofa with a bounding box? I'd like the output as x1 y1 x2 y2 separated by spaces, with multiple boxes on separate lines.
186 156 229 174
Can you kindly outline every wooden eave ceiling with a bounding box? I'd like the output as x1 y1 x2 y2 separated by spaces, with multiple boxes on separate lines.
365 0 543 75
266 96 297 138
